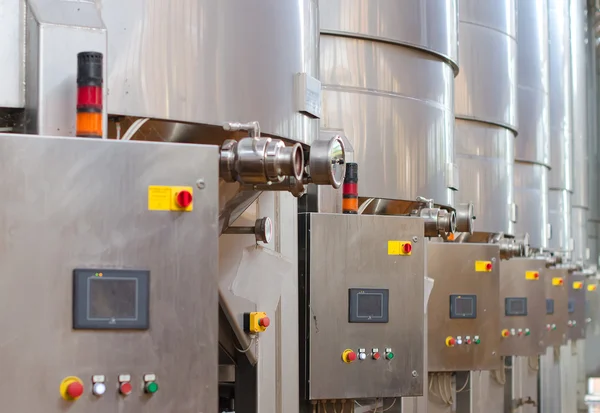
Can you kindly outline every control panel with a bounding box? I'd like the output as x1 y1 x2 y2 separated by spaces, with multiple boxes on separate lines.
299 213 425 400
567 273 587 341
544 268 568 346
0 136 219 413
426 243 501 372
499 258 546 356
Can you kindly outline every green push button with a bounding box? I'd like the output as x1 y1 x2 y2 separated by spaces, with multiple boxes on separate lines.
386 352 394 361
474 338 481 344
145 382 159 394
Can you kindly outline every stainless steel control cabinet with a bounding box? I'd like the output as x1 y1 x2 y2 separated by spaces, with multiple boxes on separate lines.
0 134 219 413
299 213 425 400
427 243 501 372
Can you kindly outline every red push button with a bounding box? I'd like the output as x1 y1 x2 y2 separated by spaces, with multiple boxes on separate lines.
66 382 84 399
486 263 493 271
403 243 412 254
373 352 381 360
176 190 193 208
119 382 133 396
259 317 270 328
342 349 357 363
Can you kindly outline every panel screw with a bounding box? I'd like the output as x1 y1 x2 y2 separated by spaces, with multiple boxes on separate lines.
196 178 206 190
412 236 418 243
412 370 418 377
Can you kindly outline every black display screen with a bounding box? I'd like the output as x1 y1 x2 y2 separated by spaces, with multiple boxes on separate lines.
505 297 527 316
356 293 383 318
89 278 137 319
546 298 555 315
348 288 389 323
449 294 477 319
73 269 150 330
568 299 575 314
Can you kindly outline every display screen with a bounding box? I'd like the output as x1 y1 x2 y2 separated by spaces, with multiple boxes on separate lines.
568 299 575 314
73 268 150 330
88 278 137 320
449 294 477 319
348 288 389 323
505 297 527 316
356 293 384 318
546 298 555 315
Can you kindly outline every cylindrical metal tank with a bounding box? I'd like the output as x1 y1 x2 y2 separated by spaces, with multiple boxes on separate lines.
101 0 319 145
547 0 573 254
454 0 517 235
571 0 590 264
514 0 550 250
319 0 458 206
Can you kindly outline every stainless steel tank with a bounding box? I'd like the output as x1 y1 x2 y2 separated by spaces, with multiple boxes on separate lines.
101 0 320 145
548 0 573 256
514 0 550 250
319 0 458 207
454 0 517 235
571 0 590 265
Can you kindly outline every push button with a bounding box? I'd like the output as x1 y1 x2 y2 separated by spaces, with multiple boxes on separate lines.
60 376 84 401
342 349 357 363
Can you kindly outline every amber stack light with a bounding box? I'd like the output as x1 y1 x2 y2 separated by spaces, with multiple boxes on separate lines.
76 51 103 138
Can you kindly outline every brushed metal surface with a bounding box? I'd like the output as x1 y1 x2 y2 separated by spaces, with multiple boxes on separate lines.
319 0 458 68
567 274 586 341
426 243 501 372
299 213 425 399
24 0 107 136
454 119 515 235
540 347 562 413
513 162 549 250
0 0 24 108
498 258 547 357
0 134 219 413
571 0 589 208
100 0 319 144
512 356 539 413
544 268 569 347
548 0 573 191
515 0 550 167
466 371 505 413
571 206 589 265
548 189 572 254
588 221 599 269
320 20 456 205
455 0 517 131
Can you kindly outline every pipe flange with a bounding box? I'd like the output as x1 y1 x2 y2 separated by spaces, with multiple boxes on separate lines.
455 203 475 234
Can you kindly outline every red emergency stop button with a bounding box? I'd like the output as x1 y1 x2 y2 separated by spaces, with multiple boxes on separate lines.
67 382 84 398
176 190 193 208
403 243 412 254
342 349 357 363
486 263 492 271
119 382 133 396
60 376 84 401
259 317 270 328
445 336 456 347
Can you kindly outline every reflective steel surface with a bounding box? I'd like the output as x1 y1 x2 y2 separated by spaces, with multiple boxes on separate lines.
455 120 515 235
455 0 517 131
319 0 458 69
101 0 319 144
572 206 589 265
571 0 589 208
516 0 550 167
514 163 549 249
548 189 573 254
320 3 457 205
548 0 573 192
453 0 517 234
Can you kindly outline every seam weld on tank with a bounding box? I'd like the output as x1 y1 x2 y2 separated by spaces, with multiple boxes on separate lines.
454 0 517 236
319 0 458 207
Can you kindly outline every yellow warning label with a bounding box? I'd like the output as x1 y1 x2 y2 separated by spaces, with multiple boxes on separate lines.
148 186 172 211
525 271 540 280
552 277 564 286
588 284 597 292
573 281 584 290
475 261 492 272
388 241 401 255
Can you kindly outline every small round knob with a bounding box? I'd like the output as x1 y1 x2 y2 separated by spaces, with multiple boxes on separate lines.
175 190 193 208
